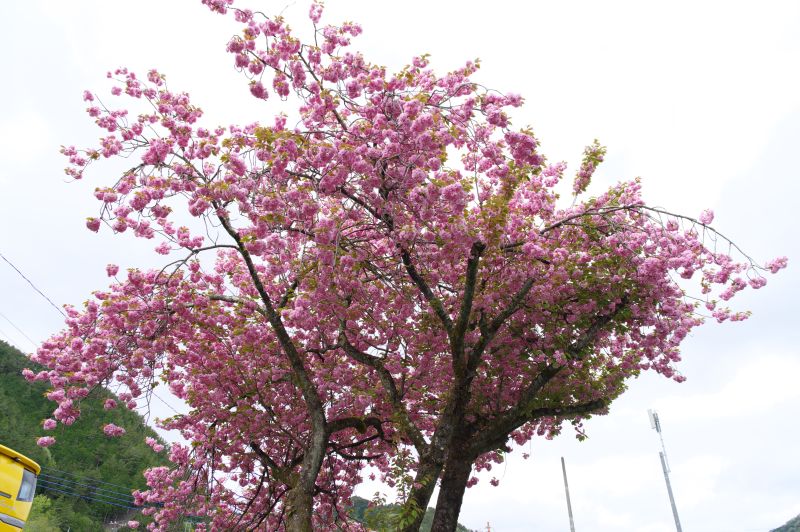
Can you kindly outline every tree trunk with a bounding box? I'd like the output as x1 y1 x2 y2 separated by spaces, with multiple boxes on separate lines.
284 486 314 532
286 426 327 532
399 458 444 532
429 455 473 532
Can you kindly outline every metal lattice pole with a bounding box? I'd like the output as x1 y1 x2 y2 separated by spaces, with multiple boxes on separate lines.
561 456 576 532
648 410 682 532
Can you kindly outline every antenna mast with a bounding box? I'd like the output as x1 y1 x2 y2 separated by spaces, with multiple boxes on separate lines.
648 409 682 532
561 456 576 532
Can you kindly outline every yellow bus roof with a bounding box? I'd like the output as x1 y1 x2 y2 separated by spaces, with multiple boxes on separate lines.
0 444 41 475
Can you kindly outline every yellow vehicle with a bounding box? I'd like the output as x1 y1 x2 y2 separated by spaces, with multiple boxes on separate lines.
0 444 39 531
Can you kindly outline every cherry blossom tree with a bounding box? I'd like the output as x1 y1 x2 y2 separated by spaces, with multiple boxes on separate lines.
27 1 786 530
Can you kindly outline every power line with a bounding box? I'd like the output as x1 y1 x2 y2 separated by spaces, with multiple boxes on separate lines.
35 468 162 513
36 475 139 510
44 467 145 493
151 390 182 415
0 325 21 349
37 478 136 508
36 481 139 511
0 250 66 318
39 473 136 502
0 310 38 349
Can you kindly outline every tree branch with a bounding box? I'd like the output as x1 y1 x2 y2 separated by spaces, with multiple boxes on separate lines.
216 210 327 449
468 399 608 457
278 278 300 310
250 442 288 484
452 241 485 370
401 249 453 335
209 294 267 316
233 465 268 531
467 276 536 372
338 331 429 453
325 416 384 438
567 295 628 358
469 298 629 453
338 186 382 220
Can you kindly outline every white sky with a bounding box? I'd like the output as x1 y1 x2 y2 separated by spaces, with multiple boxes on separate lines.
1 1 799 530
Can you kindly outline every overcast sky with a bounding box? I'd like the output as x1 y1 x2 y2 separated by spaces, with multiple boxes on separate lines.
1 1 799 531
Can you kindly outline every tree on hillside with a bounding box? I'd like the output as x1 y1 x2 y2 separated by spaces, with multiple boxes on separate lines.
28 1 786 530
772 513 800 532
25 495 60 532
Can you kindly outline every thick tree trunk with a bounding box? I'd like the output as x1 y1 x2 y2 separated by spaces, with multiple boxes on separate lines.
284 486 314 532
399 458 444 532
286 426 327 532
429 455 473 532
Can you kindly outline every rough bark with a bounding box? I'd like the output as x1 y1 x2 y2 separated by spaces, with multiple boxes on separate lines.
284 486 315 532
429 454 474 532
399 458 444 532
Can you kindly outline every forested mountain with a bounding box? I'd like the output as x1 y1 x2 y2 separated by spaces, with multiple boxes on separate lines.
0 340 168 530
773 513 800 532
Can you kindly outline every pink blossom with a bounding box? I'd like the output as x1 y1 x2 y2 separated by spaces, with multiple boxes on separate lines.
155 242 172 255
226 38 244 53
201 0 233 15
127 521 140 529
766 256 788 273
104 398 117 410
46 389 66 402
37 436 56 447
43 419 57 430
142 139 169 165
86 217 101 232
146 437 165 453
309 1 324 24
699 209 714 225
573 139 606 195
147 69 163 86
106 264 119 277
249 81 268 99
103 423 126 437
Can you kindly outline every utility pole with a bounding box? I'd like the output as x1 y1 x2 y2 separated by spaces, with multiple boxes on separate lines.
561 456 576 532
648 410 682 532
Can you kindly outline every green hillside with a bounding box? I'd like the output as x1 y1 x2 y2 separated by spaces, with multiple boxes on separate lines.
0 340 168 530
773 513 800 532
350 495 476 531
